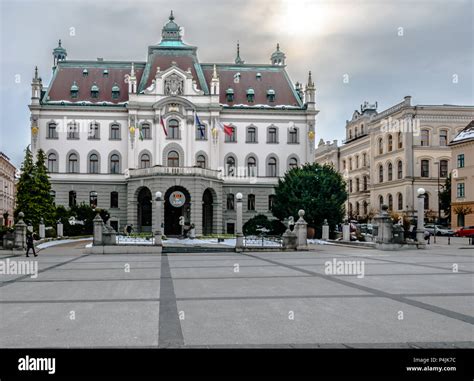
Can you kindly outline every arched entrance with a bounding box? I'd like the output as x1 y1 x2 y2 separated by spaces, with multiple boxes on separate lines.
164 186 191 236
202 189 214 235
137 187 152 232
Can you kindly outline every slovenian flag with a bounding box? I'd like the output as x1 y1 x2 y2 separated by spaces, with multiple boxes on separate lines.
218 121 233 136
160 116 168 137
195 114 206 138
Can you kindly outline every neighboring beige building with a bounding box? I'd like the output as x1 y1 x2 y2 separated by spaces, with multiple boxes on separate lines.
0 152 17 226
449 120 474 229
315 96 474 222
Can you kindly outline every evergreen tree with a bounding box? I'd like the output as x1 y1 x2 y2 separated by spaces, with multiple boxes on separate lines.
32 149 56 227
439 174 452 223
14 146 35 223
272 163 347 230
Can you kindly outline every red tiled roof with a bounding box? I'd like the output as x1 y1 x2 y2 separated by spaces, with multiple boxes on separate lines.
202 65 301 107
46 64 144 103
140 54 201 91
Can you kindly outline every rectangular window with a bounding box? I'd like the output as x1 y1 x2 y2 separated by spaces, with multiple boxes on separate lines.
439 160 448 178
110 191 119 208
421 160 429 177
457 154 465 168
225 127 236 142
47 123 57 139
439 130 448 146
226 223 235 234
89 191 98 208
89 123 100 140
110 124 120 140
226 194 234 210
457 183 465 198
420 130 429 146
247 194 255 211
288 129 298 144
268 195 275 211
267 128 278 143
246 128 257 143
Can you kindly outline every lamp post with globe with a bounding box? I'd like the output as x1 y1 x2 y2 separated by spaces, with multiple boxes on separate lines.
235 192 243 250
416 187 426 243
154 191 163 247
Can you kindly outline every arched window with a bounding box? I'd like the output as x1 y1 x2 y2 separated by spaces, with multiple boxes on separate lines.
388 162 393 181
47 153 57 173
168 119 180 139
349 129 352 139
355 155 359 169
267 126 278 143
288 127 298 144
67 122 79 139
378 137 383 154
110 154 120 173
349 179 353 193
363 201 368 215
68 153 79 173
288 157 298 170
363 176 368 191
141 123 151 139
388 194 393 210
247 194 256 211
140 153 151 169
356 177 360 192
440 130 448 146
348 202 353 216
246 126 257 143
421 129 430 146
226 194 235 210
69 191 77 207
110 123 120 140
379 195 384 210
267 157 277 177
247 156 257 177
378 164 383 183
360 124 364 134
398 193 403 210
89 191 98 208
356 201 360 215
110 191 119 208
397 132 403 149
167 151 179 167
89 153 99 174
363 153 367 167
355 126 358 137
397 160 403 179
196 154 206 169
349 158 353 171
388 134 393 152
226 156 236 176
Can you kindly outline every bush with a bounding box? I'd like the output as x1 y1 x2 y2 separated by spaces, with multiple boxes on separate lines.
243 214 286 236
45 227 57 238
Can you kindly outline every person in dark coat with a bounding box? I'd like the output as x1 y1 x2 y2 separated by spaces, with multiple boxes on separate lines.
26 233 37 257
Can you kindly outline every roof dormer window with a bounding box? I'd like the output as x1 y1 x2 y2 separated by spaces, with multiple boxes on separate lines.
267 89 275 102
256 72 262 80
233 72 240 83
226 88 234 102
111 83 120 99
103 69 109 77
70 81 79 98
83 68 88 77
91 83 99 98
246 88 255 103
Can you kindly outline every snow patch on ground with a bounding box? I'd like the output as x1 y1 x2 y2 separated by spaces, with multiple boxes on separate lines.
37 238 92 249
307 239 334 245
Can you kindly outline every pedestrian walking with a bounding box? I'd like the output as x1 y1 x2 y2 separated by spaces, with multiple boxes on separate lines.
26 232 37 257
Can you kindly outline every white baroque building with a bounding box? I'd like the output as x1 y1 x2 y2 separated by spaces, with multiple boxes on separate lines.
29 12 318 235
315 96 474 222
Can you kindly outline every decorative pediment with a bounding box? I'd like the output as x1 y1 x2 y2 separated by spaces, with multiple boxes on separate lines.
164 73 184 96
144 65 204 96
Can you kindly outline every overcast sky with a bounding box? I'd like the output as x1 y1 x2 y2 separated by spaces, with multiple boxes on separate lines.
1 0 473 167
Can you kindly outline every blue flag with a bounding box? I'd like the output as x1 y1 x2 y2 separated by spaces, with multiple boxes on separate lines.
195 114 205 138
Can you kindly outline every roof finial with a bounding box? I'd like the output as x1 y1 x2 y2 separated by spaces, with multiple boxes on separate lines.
34 66 38 79
169 10 174 21
58 39 62 47
212 64 218 79
307 70 314 87
235 41 244 65
276 43 280 51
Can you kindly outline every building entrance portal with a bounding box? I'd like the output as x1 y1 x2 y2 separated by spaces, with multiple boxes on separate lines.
202 189 214 235
137 187 152 232
164 186 191 236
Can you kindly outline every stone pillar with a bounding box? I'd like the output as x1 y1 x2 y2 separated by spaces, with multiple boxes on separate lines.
235 192 244 251
154 191 163 247
342 223 350 241
14 212 27 249
93 213 104 246
39 218 45 239
322 219 329 241
295 209 308 250
57 221 64 237
416 188 426 243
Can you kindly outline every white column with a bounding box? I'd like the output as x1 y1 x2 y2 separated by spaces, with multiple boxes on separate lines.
235 192 243 251
154 191 163 247
416 188 426 243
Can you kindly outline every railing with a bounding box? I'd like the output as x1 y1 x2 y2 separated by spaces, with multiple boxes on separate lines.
244 235 283 248
126 166 222 180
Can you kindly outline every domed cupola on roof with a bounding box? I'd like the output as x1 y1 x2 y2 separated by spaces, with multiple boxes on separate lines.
271 43 286 66
52 39 67 68
161 10 182 43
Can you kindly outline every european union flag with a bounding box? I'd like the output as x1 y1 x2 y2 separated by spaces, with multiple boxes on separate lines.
195 114 205 138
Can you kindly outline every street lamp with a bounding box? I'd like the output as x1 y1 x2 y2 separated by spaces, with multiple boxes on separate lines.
434 161 441 223
416 187 426 243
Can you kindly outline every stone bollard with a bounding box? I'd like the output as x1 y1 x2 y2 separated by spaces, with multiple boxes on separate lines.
154 191 163 247
235 193 244 251
93 213 104 246
295 209 308 250
282 228 297 250
342 223 350 241
14 212 27 249
57 221 64 237
322 219 329 241
39 218 45 239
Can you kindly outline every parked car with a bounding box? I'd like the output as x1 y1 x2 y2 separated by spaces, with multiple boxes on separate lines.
454 226 474 237
424 224 454 236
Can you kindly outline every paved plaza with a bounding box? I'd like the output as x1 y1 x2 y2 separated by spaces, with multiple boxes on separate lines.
0 239 473 348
